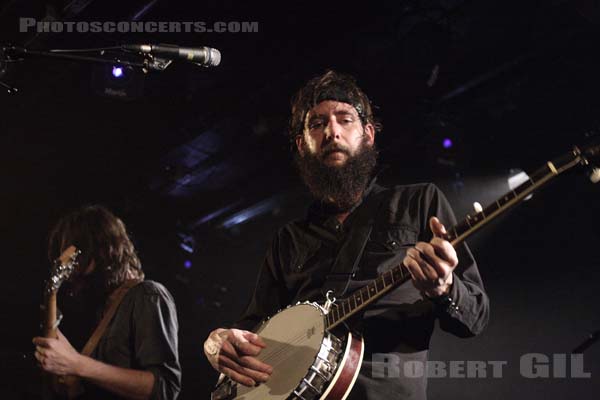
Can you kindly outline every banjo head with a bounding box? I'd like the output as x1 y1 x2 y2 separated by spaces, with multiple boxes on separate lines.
236 303 325 400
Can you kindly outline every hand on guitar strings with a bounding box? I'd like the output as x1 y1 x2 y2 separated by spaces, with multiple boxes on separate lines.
403 216 458 298
204 328 273 387
33 329 82 376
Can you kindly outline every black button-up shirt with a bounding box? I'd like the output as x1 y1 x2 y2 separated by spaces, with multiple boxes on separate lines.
88 281 182 400
235 181 489 399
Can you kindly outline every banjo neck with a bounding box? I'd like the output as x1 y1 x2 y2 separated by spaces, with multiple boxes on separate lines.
326 145 594 330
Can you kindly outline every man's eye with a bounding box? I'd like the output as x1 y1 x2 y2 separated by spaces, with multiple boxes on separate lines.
309 121 324 129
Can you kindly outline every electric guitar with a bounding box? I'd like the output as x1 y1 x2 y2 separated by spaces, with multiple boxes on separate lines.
41 245 82 400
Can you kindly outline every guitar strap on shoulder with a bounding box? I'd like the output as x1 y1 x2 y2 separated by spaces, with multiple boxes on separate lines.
56 279 142 398
81 279 142 357
322 184 387 298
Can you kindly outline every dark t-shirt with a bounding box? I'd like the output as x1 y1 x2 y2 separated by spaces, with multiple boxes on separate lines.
235 182 489 399
85 280 181 400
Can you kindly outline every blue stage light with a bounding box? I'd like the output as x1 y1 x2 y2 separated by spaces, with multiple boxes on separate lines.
111 66 124 78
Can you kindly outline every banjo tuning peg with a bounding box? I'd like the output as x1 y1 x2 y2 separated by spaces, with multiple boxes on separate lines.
587 167 600 184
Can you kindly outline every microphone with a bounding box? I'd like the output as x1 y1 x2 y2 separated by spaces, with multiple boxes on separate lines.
122 44 221 67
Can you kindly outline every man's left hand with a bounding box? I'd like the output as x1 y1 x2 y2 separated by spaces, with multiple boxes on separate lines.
33 329 82 376
403 216 458 298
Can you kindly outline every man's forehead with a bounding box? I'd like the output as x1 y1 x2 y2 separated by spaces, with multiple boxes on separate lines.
306 100 359 118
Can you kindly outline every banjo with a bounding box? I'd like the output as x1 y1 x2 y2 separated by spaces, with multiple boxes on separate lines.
212 144 600 400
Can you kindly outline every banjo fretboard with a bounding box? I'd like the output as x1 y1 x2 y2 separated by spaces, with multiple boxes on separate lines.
325 146 589 330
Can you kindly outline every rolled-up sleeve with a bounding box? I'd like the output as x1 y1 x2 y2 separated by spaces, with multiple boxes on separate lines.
133 282 182 400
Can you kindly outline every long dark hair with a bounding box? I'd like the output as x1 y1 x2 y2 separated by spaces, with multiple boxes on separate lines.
48 205 144 292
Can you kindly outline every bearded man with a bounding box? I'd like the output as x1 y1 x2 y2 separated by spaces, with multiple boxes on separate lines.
203 70 489 399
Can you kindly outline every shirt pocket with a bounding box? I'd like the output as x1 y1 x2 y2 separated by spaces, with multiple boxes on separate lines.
368 224 418 251
358 224 419 278
287 236 322 273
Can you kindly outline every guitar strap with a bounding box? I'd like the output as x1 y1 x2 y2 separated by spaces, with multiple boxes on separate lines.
81 279 142 356
322 184 387 298
58 279 142 398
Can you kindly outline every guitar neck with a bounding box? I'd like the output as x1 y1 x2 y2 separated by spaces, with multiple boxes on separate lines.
43 291 58 338
42 245 81 339
325 147 585 330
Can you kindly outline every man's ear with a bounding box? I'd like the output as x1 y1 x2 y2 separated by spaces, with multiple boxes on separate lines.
364 123 375 145
295 135 305 156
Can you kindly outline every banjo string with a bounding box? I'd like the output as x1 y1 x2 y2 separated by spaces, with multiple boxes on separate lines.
256 333 308 364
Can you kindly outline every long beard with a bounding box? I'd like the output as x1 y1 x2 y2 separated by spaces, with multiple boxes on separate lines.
294 137 378 212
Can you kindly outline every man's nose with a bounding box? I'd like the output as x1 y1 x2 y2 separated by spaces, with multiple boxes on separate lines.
323 120 342 141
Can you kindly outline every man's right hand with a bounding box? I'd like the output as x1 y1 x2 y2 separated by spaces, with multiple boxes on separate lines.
203 328 273 387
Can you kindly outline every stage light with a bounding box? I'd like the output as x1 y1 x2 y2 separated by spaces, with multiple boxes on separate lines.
111 66 124 78
92 64 144 99
183 260 192 269
177 232 195 253
220 196 282 229
442 138 453 149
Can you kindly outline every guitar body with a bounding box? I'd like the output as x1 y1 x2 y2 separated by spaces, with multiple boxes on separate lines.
212 303 364 400
54 375 84 399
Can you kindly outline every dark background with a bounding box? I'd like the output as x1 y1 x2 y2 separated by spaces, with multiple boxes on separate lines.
1 0 599 399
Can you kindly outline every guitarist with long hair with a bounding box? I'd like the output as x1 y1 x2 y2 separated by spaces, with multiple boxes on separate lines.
203 71 489 399
33 205 181 400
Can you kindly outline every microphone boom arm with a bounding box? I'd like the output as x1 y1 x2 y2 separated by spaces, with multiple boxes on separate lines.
3 45 171 71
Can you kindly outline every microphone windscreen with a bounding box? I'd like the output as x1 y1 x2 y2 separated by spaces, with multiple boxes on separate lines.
207 48 221 67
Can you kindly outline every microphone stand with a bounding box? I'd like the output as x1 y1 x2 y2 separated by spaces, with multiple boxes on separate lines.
0 44 173 94
572 329 600 354
0 79 18 94
0 46 18 94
